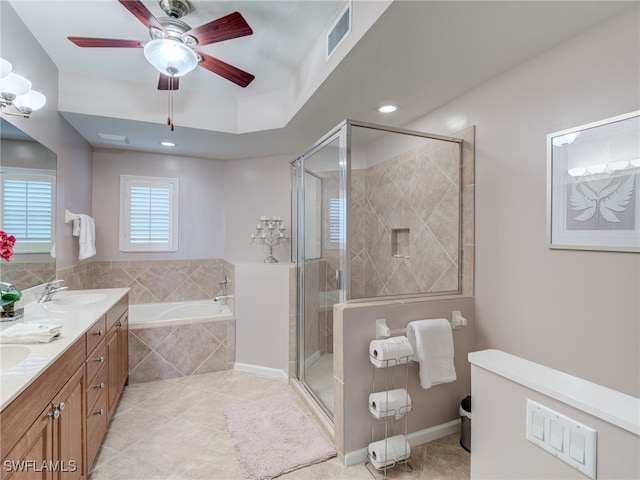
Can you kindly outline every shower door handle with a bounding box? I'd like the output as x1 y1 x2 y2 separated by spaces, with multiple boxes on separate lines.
336 270 343 291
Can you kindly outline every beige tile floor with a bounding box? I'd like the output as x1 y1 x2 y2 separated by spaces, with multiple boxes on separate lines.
88 370 469 480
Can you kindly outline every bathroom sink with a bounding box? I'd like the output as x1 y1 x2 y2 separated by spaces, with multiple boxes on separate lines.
53 293 107 306
0 345 30 372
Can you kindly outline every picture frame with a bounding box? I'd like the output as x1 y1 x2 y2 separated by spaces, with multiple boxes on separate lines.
547 111 640 252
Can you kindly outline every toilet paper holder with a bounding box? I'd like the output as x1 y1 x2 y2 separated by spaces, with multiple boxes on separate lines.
375 312 467 339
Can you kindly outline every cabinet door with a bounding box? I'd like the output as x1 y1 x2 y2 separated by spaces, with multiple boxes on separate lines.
51 366 84 480
2 408 53 480
106 327 119 419
117 314 128 388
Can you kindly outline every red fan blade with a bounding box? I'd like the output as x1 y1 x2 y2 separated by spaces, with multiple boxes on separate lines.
158 75 180 91
184 11 253 47
118 0 162 31
198 51 254 87
68 37 143 48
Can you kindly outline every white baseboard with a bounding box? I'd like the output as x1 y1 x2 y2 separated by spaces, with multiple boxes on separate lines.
343 419 461 466
304 350 321 370
233 362 288 383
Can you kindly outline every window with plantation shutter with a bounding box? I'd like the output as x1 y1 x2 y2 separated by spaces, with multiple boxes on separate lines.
0 168 55 253
119 175 178 252
329 197 345 245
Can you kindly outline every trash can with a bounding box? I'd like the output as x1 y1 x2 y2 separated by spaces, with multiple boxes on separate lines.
460 395 471 452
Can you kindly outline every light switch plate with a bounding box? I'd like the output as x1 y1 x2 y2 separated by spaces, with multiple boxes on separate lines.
526 399 597 479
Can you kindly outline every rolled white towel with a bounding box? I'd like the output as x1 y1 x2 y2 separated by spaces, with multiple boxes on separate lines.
0 323 62 344
368 434 411 470
369 388 412 420
369 336 414 368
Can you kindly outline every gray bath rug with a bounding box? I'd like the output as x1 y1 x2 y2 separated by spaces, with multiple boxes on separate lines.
223 393 337 480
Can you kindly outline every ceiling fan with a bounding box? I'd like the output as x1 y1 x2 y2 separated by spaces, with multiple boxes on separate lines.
68 0 255 90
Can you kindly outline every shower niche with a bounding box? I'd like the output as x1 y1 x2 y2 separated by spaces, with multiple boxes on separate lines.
292 120 473 418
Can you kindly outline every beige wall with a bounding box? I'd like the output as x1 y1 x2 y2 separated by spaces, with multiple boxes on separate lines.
334 297 475 456
406 7 640 397
1 2 93 271
471 364 640 479
224 154 293 262
92 148 226 261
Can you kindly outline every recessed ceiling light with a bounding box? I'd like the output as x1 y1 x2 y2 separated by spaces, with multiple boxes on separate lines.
160 141 176 147
377 104 398 114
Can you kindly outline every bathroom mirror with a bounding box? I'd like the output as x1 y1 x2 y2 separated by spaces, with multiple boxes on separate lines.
0 118 57 290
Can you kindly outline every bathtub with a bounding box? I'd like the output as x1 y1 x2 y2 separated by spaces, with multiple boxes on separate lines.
129 299 233 329
127 299 236 384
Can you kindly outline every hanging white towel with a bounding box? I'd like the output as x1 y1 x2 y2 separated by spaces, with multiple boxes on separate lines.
406 318 456 389
0 323 62 344
75 214 96 260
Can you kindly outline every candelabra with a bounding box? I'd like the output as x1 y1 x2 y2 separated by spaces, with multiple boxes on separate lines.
250 216 289 263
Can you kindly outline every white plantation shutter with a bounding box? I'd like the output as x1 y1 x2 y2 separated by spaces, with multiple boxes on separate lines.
120 175 178 252
329 197 345 244
0 169 55 253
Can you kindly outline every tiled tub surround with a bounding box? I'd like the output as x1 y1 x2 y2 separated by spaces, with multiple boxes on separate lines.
128 301 236 384
57 258 235 305
57 259 238 384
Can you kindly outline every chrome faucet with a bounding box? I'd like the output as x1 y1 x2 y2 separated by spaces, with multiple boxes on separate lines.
38 280 69 303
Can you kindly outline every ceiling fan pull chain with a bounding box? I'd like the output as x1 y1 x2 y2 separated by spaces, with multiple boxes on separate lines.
167 77 175 131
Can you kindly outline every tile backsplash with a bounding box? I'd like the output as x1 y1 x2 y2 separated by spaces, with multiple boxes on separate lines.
56 258 233 304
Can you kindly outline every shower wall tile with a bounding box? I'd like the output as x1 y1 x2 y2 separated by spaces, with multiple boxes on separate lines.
349 126 475 299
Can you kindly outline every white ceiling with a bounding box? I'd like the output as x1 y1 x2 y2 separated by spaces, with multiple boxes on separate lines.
8 0 635 160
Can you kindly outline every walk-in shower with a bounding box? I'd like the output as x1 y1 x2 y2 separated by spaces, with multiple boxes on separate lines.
292 120 465 418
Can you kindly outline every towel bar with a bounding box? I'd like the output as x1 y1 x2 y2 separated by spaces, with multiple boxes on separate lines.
64 210 79 224
375 312 467 339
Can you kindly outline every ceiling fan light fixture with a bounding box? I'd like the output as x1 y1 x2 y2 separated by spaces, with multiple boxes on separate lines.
0 58 12 79
144 38 198 77
14 90 46 114
0 73 32 102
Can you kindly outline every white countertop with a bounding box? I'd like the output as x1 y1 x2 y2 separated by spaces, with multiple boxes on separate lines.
0 288 129 411
468 349 640 436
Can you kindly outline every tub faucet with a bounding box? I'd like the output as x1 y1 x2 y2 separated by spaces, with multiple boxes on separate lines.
38 280 69 303
214 295 233 304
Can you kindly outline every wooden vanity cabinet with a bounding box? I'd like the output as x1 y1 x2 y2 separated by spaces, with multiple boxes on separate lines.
1 342 86 480
105 296 128 420
1 293 129 480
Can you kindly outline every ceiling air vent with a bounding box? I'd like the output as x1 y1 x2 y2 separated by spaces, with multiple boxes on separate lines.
326 1 352 61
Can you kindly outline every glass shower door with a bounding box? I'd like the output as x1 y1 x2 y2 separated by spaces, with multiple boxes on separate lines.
295 128 347 418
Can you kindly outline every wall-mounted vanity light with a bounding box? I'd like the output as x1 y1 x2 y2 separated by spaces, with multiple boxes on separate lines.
0 57 46 118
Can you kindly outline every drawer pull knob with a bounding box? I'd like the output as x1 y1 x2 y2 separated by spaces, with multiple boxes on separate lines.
48 410 59 420
94 382 105 389
93 330 104 336
54 402 65 411
94 408 104 416
94 356 105 363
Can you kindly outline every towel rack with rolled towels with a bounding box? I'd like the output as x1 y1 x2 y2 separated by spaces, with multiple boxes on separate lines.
375 312 466 339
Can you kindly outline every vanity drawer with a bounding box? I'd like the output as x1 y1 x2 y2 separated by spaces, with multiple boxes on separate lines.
86 395 108 468
86 342 107 382
86 316 106 354
86 364 107 411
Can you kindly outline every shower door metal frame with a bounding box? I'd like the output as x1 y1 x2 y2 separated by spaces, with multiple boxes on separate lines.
292 119 463 422
293 120 349 421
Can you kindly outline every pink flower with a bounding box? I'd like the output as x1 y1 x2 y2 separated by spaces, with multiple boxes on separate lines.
0 231 16 262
